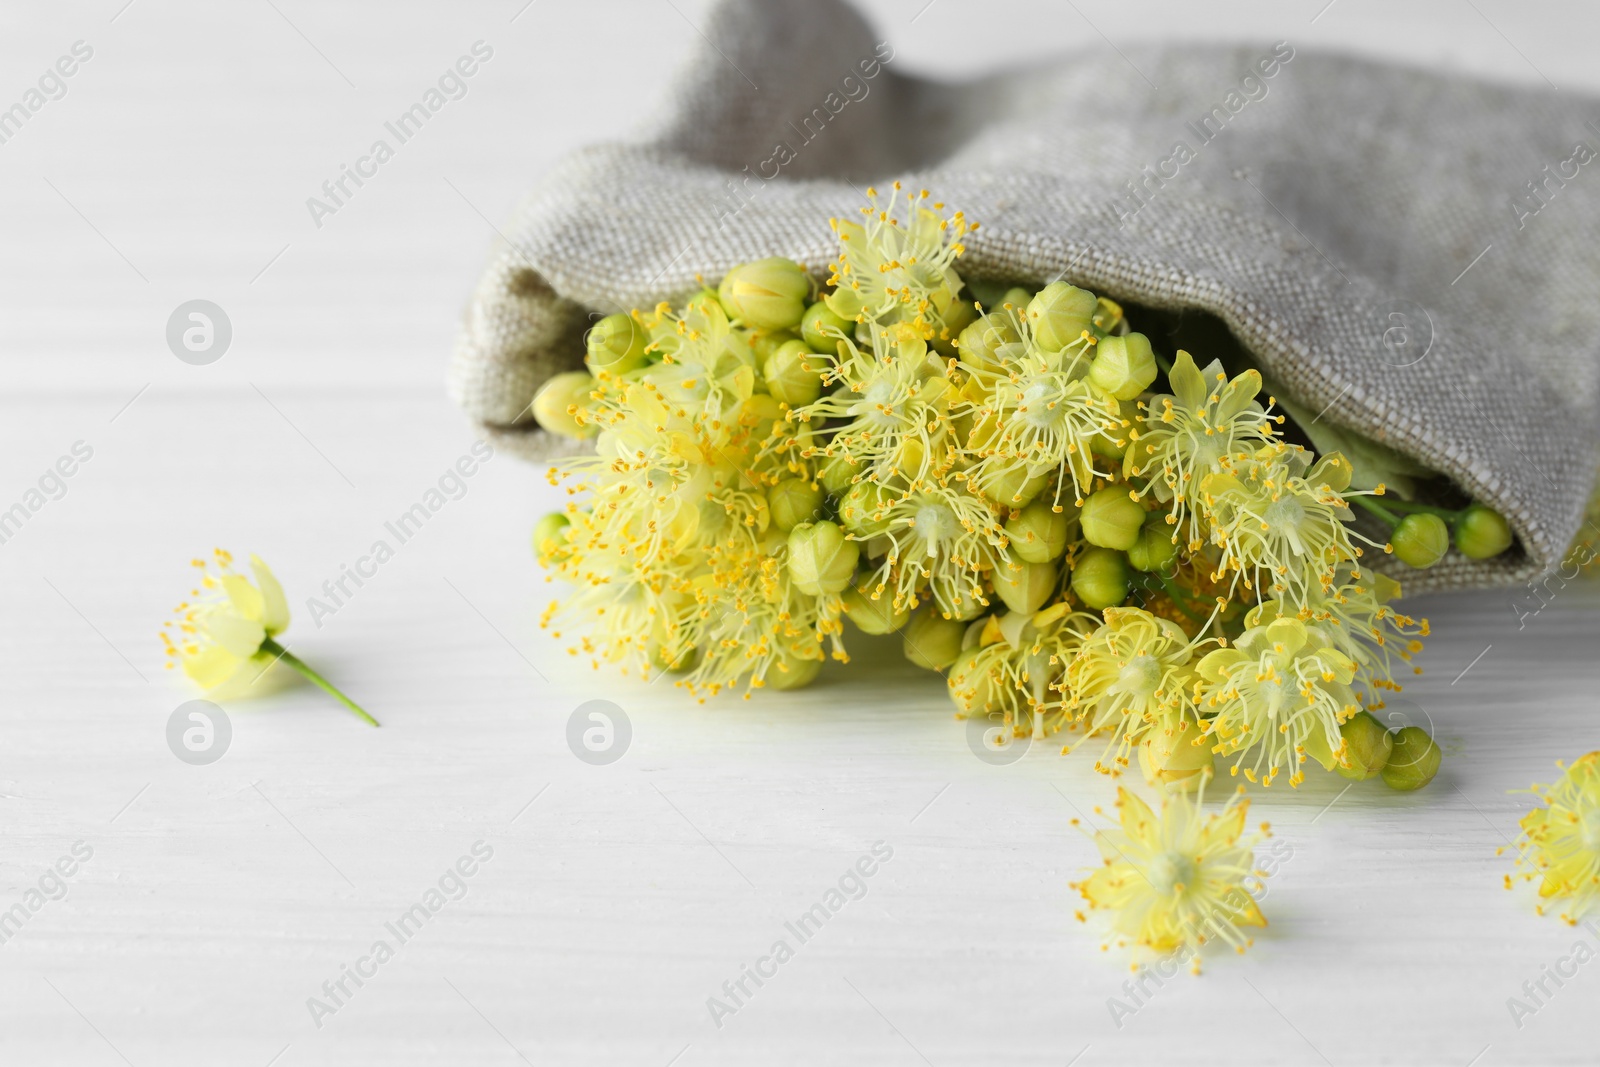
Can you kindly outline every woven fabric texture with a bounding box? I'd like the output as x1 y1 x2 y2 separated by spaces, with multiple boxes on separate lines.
447 0 1600 591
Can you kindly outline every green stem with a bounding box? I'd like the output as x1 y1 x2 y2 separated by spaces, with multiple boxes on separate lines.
1349 494 1404 528
261 637 379 727
1365 497 1463 521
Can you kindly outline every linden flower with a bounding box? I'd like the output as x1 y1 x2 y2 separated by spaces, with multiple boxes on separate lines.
948 604 1097 741
957 305 1117 506
540 529 703 680
681 533 840 700
1194 615 1359 787
639 297 758 420
825 183 971 343
1127 350 1279 552
859 480 1008 616
1505 753 1600 923
1250 564 1428 703
794 322 953 485
1071 781 1270 972
1064 607 1208 776
161 549 377 726
1200 443 1381 605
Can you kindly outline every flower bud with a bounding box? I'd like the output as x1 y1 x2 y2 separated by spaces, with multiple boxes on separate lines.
999 286 1034 309
1454 504 1513 560
1381 725 1441 791
787 520 859 596
993 557 1059 614
531 371 598 439
842 581 909 635
765 650 822 690
531 511 570 565
955 316 1019 372
751 328 801 362
1139 717 1215 792
1088 333 1158 401
1080 486 1145 550
800 301 852 352
1390 513 1449 569
584 312 649 376
839 480 893 537
978 464 1048 508
1005 500 1074 563
763 339 825 407
820 454 862 495
768 478 823 532
902 607 966 670
947 647 1004 715
1126 517 1178 573
1026 282 1098 353
928 573 986 620
1337 711 1393 781
717 257 810 330
1071 547 1129 610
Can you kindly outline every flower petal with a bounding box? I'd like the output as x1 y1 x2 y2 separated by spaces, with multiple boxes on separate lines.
250 555 290 635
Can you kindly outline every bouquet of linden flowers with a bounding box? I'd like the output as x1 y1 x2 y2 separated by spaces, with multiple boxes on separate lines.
530 186 1518 795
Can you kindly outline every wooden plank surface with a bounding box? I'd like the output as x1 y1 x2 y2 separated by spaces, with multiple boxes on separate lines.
3 2 1598 1063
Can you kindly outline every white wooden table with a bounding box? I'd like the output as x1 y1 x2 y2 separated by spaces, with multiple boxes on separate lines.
4 2 1598 1063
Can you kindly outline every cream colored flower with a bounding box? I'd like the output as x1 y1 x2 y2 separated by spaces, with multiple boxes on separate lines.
162 548 287 689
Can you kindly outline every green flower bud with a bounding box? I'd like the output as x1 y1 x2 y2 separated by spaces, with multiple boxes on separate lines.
928 573 986 620
1088 332 1158 401
978 464 1048 508
999 286 1034 310
531 511 570 565
993 557 1060 614
1126 517 1178 573
1005 500 1074 563
1337 711 1394 781
1026 281 1098 353
751 328 801 362
947 647 1004 715
1454 504 1513 560
955 316 1020 372
800 301 852 353
820 453 862 495
765 650 822 690
902 607 967 670
842 581 909 635
1080 486 1145 550
768 478 823 532
584 312 649 376
763 339 825 407
531 371 598 439
1139 717 1215 792
1391 513 1450 569
787 520 859 596
1381 725 1441 791
1072 547 1130 610
839 480 893 537
717 257 810 330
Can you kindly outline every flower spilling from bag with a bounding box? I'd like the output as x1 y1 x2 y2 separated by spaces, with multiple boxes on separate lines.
532 185 1518 792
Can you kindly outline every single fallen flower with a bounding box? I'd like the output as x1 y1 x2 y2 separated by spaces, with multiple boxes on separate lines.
1503 752 1600 924
160 549 378 727
1071 777 1270 973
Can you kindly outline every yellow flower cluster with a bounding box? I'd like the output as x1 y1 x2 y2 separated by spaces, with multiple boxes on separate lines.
533 187 1509 795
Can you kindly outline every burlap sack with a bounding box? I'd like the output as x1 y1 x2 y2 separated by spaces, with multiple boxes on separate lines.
448 0 1600 591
